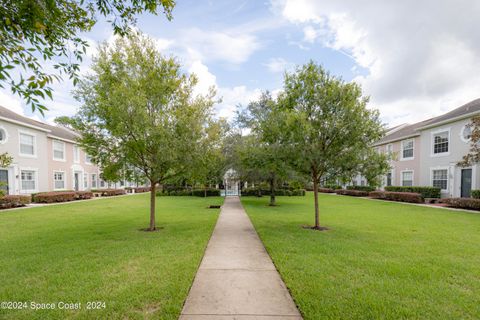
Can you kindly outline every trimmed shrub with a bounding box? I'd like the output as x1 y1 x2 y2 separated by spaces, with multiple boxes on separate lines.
241 188 262 197
384 186 441 198
75 191 93 200
324 184 342 190
318 188 335 193
443 198 480 211
134 187 150 193
347 185 376 192
93 189 126 197
0 195 31 209
156 189 220 197
335 189 369 197
291 189 306 196
369 191 423 203
33 192 76 203
241 188 306 197
471 190 480 199
192 189 221 197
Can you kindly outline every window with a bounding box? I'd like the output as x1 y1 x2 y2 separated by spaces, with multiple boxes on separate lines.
83 173 88 189
433 131 449 154
54 171 65 189
386 144 393 154
402 171 413 186
386 172 392 186
91 174 97 189
73 145 80 163
53 140 65 160
19 133 35 156
432 169 448 190
461 125 472 142
85 153 92 164
100 178 105 188
401 139 414 159
0 127 7 144
21 170 36 191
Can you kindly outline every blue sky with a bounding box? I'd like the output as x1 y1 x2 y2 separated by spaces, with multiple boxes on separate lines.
2 0 480 127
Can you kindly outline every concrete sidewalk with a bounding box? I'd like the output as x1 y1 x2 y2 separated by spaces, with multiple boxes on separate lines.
180 196 302 320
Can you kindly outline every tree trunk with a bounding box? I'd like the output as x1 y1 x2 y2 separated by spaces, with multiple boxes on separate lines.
149 182 156 231
204 186 207 198
312 174 319 228
269 175 276 206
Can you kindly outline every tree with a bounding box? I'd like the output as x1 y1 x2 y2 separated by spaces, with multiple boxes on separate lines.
0 153 13 197
62 33 215 231
281 61 387 230
236 92 292 206
458 116 480 167
0 0 174 113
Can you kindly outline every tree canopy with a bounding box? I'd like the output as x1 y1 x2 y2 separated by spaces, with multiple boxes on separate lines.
0 0 175 113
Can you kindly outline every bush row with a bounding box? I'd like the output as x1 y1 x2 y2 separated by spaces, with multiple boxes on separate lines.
91 189 126 197
241 188 306 197
125 187 150 193
369 191 423 203
384 186 441 199
0 195 31 209
442 198 480 210
335 189 369 197
156 188 221 197
346 185 376 192
471 190 480 199
318 188 336 193
33 191 95 203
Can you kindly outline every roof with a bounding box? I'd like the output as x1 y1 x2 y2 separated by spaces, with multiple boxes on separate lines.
376 98 480 145
0 105 79 142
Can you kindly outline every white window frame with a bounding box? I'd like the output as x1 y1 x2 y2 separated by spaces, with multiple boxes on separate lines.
52 140 66 161
83 172 89 189
400 170 414 187
20 167 38 193
85 153 92 164
400 139 414 161
91 173 97 189
386 143 393 154
460 125 472 143
0 125 9 144
73 145 80 163
53 170 66 190
430 167 449 192
431 128 451 157
18 130 37 158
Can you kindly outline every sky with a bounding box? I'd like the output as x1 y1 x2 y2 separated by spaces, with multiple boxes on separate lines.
2 0 480 128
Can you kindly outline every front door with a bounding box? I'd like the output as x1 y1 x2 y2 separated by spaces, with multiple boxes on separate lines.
0 169 9 194
74 173 80 191
461 168 472 198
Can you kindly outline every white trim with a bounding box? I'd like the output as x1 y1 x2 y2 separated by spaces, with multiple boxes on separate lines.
460 125 472 143
430 166 449 192
47 134 77 144
73 145 80 164
19 167 39 194
400 138 414 161
373 133 420 147
53 170 67 190
85 153 92 165
0 116 51 132
18 129 37 158
400 170 414 187
430 127 451 157
0 125 9 144
52 139 66 162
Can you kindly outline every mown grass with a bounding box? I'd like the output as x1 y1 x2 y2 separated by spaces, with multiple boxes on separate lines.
242 192 480 319
0 194 223 320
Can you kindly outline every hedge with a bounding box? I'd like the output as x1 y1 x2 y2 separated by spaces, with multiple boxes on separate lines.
91 189 126 197
0 195 31 209
318 188 335 193
323 184 342 190
347 185 376 192
134 187 150 193
241 188 306 197
75 191 93 200
471 190 480 199
335 189 369 197
33 192 76 203
442 198 480 211
156 188 220 197
369 191 424 204
384 186 441 198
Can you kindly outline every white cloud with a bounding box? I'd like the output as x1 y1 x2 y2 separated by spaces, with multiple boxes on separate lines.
264 57 293 73
216 86 262 120
188 60 218 96
0 90 24 115
272 0 480 125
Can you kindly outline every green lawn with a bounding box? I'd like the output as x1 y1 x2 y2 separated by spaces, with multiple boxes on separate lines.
0 194 223 320
242 192 480 320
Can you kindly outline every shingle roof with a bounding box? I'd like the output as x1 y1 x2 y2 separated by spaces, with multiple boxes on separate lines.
375 98 480 145
0 105 79 142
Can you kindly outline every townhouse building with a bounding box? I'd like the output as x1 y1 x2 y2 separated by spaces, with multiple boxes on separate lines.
0 106 107 195
374 98 480 198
